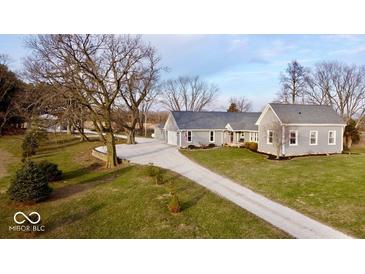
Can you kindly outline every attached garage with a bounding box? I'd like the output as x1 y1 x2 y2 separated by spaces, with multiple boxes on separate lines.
167 131 178 145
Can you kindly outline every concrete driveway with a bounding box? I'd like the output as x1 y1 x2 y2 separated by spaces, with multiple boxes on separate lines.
96 137 351 239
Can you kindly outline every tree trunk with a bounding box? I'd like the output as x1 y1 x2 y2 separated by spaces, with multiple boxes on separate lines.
276 147 280 159
126 129 136 144
345 134 353 149
144 113 148 137
67 122 72 135
0 118 6 136
104 109 118 168
105 131 118 168
125 116 138 144
74 125 90 142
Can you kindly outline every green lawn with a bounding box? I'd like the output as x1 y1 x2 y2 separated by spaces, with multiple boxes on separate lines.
0 134 289 239
181 144 365 238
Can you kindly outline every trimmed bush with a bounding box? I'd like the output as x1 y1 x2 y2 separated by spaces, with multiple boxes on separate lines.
245 142 258 152
22 132 39 158
187 144 196 150
37 160 63 182
207 143 216 148
168 193 181 213
8 161 52 203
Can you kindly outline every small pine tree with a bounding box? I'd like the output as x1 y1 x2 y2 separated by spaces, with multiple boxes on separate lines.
168 193 181 213
37 160 63 182
22 131 39 158
8 161 52 203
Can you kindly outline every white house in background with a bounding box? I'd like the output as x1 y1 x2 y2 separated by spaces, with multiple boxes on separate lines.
154 103 346 156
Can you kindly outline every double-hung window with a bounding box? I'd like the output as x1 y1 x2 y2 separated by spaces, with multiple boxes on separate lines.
209 131 215 143
187 131 192 142
267 130 273 144
309 130 318 145
328 130 336 145
250 132 258 142
289 130 298 146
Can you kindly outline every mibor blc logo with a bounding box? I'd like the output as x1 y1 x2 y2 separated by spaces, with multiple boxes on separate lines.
9 211 45 232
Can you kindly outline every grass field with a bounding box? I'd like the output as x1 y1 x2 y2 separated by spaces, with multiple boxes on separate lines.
0 134 289 239
181 142 365 238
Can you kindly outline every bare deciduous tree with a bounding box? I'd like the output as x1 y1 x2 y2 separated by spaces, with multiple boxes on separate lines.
268 121 285 159
25 34 147 168
228 96 252 112
305 62 365 126
117 41 162 144
305 62 333 105
0 54 9 66
0 62 19 134
301 61 365 148
277 60 308 104
138 87 161 136
160 76 219 111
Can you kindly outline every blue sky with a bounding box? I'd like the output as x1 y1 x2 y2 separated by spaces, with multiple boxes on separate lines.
2 34 365 110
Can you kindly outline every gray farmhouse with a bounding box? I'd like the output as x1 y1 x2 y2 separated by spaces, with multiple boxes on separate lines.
154 103 346 157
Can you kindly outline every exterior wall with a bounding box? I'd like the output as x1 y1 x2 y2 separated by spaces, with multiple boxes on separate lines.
153 127 165 141
258 107 344 156
258 107 282 155
179 130 225 147
164 114 178 131
283 125 343 156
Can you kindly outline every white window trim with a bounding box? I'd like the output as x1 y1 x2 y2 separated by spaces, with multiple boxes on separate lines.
267 130 273 144
209 130 215 143
250 132 258 143
328 130 336 145
289 130 298 146
187 131 192 143
309 130 318 146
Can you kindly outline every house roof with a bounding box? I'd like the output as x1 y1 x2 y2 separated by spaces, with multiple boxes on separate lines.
170 111 261 130
268 103 345 124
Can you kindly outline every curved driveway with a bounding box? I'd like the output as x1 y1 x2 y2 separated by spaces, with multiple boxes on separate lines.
96 137 351 239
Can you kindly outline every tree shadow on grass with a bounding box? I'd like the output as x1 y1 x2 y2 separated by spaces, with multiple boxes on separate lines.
43 202 107 236
49 166 133 202
62 163 103 180
37 139 82 154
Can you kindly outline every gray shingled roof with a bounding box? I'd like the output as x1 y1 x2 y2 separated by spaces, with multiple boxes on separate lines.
269 103 345 124
171 111 261 130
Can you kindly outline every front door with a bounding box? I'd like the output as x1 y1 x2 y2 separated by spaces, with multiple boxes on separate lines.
230 132 234 143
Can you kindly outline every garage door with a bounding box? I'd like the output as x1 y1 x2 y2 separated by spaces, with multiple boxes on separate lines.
167 131 177 145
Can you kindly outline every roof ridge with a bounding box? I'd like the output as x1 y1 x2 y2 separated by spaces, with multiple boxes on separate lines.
171 111 261 114
269 103 331 107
